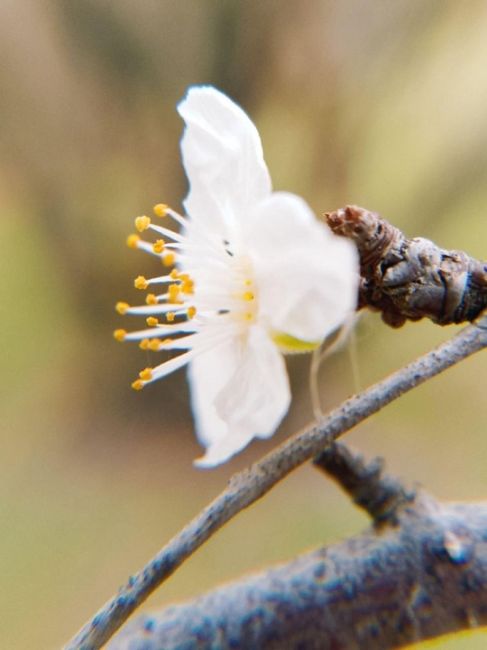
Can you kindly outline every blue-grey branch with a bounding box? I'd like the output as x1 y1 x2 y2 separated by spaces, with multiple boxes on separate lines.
107 495 487 649
313 442 415 526
64 315 487 650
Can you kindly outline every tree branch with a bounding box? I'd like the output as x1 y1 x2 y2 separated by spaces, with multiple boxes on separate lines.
325 205 487 327
313 443 415 526
64 315 487 650
107 492 487 649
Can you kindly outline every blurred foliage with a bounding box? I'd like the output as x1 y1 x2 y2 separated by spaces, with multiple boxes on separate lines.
1 1 486 647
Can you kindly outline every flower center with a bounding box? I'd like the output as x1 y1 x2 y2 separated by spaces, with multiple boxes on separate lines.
229 255 258 325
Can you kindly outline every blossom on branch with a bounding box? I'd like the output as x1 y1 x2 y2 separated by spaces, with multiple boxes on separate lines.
114 86 359 467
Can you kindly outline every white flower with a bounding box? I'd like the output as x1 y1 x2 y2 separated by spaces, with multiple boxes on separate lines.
115 86 359 467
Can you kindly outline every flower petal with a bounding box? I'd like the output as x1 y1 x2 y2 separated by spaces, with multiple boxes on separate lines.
187 339 241 455
243 192 359 343
189 326 290 467
177 86 271 233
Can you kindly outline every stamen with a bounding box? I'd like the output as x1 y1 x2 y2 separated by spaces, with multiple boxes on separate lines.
131 379 144 390
146 294 158 305
139 367 153 381
139 338 150 350
153 203 169 217
148 338 162 351
162 252 176 267
150 350 196 381
187 306 197 319
148 223 183 242
146 317 159 327
152 239 165 254
116 302 130 315
181 278 194 294
243 291 254 301
126 303 188 316
113 329 127 341
123 321 198 342
135 215 151 232
166 207 189 228
134 275 148 290
166 312 176 322
136 240 163 257
126 234 140 249
168 283 181 304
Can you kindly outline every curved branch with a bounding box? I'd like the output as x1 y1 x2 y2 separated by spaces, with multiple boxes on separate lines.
64 316 487 650
107 494 487 649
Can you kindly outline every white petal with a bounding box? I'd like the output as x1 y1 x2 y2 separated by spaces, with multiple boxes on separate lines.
243 192 359 343
177 86 271 234
187 339 242 457
189 326 290 467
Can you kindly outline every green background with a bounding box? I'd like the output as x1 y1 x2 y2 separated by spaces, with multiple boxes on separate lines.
1 1 486 647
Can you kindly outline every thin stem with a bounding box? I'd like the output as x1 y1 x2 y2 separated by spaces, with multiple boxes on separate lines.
64 316 487 650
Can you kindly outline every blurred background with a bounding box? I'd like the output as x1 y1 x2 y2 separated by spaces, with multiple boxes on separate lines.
1 1 487 647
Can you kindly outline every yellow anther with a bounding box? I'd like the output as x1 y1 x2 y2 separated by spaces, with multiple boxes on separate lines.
152 239 165 254
153 203 169 217
139 338 150 350
244 279 252 287
181 280 194 295
168 283 181 303
146 316 159 327
134 275 148 290
148 338 162 351
162 252 175 267
170 268 180 279
113 329 127 342
126 234 140 249
131 379 144 391
116 301 130 315
139 367 153 381
135 215 151 232
166 311 176 322
146 293 158 305
243 291 254 301
187 306 197 319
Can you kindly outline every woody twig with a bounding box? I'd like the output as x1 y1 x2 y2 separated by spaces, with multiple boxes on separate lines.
325 205 487 327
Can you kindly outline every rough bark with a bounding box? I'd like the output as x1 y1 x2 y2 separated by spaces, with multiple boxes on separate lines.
108 494 487 649
313 443 415 526
325 205 487 327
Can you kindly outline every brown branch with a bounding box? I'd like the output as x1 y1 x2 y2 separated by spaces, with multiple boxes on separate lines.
313 443 415 526
64 316 487 650
107 492 487 649
325 205 487 327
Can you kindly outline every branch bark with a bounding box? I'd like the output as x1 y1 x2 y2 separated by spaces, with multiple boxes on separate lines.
108 493 487 649
64 315 487 650
325 205 487 327
313 442 415 526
